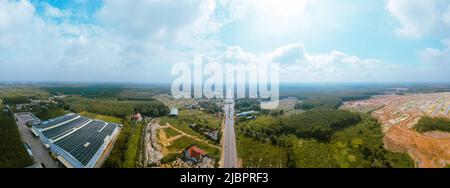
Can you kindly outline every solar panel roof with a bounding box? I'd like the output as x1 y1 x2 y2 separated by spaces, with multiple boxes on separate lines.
38 114 119 167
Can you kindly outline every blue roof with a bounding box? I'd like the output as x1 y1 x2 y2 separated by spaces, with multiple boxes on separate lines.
38 114 118 167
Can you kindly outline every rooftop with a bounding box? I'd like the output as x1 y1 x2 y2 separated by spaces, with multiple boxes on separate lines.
35 113 119 167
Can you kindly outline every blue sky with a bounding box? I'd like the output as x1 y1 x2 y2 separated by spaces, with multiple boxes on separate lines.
0 0 449 83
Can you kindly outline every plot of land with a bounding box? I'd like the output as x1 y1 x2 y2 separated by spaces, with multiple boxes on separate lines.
154 94 197 109
275 98 298 111
236 135 288 168
150 110 222 167
344 92 450 168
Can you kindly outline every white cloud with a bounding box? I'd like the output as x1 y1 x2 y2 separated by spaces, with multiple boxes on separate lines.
209 43 403 82
0 0 221 82
387 0 450 81
217 0 310 36
96 0 218 42
285 49 402 82
266 44 305 64
43 3 71 18
387 0 450 38
0 0 447 83
420 39 450 67
0 0 35 30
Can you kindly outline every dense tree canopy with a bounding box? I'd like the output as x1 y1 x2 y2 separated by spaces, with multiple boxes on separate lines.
415 116 450 133
239 110 361 142
198 101 222 113
1 96 29 104
237 111 414 168
63 97 168 118
0 112 33 168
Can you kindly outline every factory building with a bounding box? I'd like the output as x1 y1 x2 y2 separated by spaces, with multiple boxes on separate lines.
32 113 120 168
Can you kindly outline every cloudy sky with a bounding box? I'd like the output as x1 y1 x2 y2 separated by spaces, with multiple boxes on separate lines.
0 0 449 83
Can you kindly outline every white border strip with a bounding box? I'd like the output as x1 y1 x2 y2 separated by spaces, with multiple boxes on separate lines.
41 115 81 131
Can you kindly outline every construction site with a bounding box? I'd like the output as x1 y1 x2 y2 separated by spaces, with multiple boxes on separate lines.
343 92 450 168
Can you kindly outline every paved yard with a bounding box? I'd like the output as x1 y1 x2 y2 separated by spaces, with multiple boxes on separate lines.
15 113 59 168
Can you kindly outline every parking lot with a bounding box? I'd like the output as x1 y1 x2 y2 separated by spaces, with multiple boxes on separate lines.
15 113 59 168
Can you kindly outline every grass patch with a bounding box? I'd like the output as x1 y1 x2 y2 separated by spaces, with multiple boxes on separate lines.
160 117 203 138
102 117 144 168
34 108 66 120
164 127 181 138
237 135 288 168
0 88 49 99
161 153 180 164
123 122 144 168
79 111 122 124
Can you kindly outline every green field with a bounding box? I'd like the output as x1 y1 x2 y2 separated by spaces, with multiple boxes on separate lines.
160 117 203 138
237 135 289 168
100 115 144 168
79 111 123 124
164 127 181 138
123 122 144 168
0 88 49 99
174 110 221 129
160 110 221 143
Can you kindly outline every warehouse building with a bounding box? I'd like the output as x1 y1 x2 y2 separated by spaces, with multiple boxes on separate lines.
32 113 120 168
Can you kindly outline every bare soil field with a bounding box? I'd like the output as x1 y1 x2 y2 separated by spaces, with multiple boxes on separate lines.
344 92 450 168
154 94 197 108
275 98 298 111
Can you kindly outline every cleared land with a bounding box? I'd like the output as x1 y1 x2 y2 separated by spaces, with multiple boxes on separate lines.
160 110 221 142
155 94 197 109
343 92 450 168
154 109 222 167
275 98 298 111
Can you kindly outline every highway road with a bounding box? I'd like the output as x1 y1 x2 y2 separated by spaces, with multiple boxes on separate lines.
222 98 239 168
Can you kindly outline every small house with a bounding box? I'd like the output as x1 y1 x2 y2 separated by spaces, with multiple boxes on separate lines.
170 108 178 116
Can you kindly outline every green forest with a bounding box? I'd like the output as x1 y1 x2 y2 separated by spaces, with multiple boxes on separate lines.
62 96 168 118
237 110 413 168
0 111 33 168
1 96 30 104
239 110 361 142
415 116 450 133
102 119 144 168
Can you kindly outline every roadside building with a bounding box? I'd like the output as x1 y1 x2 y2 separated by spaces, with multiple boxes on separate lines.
132 113 143 122
32 113 120 168
170 108 179 116
237 111 259 117
184 145 206 163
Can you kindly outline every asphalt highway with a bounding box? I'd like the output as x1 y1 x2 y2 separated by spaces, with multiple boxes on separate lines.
222 98 238 168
